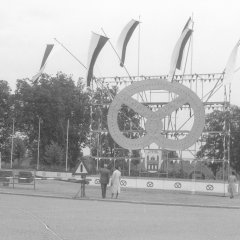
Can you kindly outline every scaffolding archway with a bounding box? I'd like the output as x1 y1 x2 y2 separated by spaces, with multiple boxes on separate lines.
89 73 231 181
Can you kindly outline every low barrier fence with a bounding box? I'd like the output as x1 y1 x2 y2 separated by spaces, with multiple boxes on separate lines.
0 170 36 189
0 169 238 196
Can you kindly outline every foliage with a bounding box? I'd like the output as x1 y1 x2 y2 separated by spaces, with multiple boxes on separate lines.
12 73 90 168
0 73 185 172
0 80 14 162
44 141 65 166
13 137 26 166
197 105 240 173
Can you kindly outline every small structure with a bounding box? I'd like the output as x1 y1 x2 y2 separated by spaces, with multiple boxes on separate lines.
73 159 89 176
73 159 90 198
142 144 163 173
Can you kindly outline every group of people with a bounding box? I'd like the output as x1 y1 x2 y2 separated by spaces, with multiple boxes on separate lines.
99 163 121 199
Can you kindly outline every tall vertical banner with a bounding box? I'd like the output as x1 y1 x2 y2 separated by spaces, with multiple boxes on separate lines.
86 32 109 87
168 17 192 81
117 19 139 67
223 40 240 85
32 44 54 82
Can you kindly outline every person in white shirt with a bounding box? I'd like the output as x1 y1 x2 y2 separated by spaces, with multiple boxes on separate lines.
111 166 121 199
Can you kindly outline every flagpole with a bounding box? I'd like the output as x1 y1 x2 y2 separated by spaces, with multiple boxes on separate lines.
183 31 193 78
66 119 69 172
10 118 15 168
37 116 41 170
190 13 194 75
101 27 146 104
137 15 141 79
100 28 133 80
54 38 87 70
137 16 148 102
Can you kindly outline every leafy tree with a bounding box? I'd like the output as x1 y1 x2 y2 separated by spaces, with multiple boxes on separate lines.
13 73 90 169
44 141 65 166
13 136 26 166
197 105 240 174
0 80 13 163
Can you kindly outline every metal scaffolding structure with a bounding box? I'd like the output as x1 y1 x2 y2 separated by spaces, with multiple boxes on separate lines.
89 73 231 179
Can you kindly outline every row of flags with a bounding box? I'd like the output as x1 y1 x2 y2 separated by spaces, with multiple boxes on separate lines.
31 17 239 86
85 19 140 86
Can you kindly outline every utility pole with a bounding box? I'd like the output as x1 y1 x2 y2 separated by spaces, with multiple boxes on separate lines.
37 117 41 170
65 119 69 172
10 118 15 168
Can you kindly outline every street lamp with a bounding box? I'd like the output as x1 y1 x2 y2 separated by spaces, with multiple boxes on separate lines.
37 116 41 170
65 118 69 172
10 118 15 168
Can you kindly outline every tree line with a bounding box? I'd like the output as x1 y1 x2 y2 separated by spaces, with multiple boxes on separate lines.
0 73 140 171
0 73 240 173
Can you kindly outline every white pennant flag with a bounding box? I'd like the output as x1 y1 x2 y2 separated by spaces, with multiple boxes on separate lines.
223 40 240 85
117 19 139 67
168 17 193 81
86 32 109 86
32 44 54 82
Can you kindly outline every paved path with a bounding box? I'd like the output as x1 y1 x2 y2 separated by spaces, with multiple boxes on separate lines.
0 193 240 240
0 180 240 209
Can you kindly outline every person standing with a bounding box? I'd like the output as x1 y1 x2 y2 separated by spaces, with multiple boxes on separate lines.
99 163 110 199
228 171 238 199
111 166 121 199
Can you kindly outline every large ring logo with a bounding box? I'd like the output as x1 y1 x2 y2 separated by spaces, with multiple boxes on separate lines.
120 180 127 186
174 182 182 188
206 184 214 191
107 79 205 150
94 179 100 184
147 181 154 187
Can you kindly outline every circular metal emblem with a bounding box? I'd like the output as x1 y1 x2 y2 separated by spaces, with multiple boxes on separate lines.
120 180 127 186
206 184 214 191
107 79 205 150
94 179 100 184
147 181 154 187
174 182 182 188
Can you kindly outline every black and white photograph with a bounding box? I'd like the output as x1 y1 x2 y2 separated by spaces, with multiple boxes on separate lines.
0 0 240 239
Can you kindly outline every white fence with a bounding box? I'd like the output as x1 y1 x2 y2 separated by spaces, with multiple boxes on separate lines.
35 171 237 195
88 176 232 195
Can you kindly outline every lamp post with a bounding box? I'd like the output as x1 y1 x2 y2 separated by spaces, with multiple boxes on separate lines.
10 118 15 168
65 118 69 172
37 116 41 170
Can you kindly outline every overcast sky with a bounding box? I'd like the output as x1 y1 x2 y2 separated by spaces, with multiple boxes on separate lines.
1 0 240 105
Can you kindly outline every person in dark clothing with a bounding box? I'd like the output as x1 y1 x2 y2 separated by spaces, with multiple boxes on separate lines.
99 163 110 198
